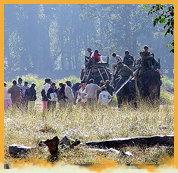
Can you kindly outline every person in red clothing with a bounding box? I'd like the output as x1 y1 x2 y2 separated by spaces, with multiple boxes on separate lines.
87 50 101 69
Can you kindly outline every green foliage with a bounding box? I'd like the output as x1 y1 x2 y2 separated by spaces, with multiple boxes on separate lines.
147 4 174 53
161 75 174 88
160 90 172 104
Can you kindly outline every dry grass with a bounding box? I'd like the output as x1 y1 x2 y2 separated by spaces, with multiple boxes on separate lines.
4 100 174 166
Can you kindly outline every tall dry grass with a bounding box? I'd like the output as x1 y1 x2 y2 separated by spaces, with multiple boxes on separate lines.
4 100 174 165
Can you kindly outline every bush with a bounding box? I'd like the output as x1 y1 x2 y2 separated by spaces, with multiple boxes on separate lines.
162 75 174 88
160 90 172 104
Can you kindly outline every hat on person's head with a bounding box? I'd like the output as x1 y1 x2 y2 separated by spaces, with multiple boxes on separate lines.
125 50 129 54
59 83 63 86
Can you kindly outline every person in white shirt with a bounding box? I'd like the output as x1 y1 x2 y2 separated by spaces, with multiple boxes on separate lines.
65 81 74 103
4 82 12 110
98 87 112 106
111 52 123 84
85 79 101 106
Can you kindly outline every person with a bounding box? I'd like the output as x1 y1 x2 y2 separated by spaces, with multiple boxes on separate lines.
71 82 81 104
115 62 133 92
78 82 87 106
57 83 66 104
4 82 12 110
111 53 123 84
25 83 37 111
87 50 102 69
44 78 51 109
22 81 29 109
17 77 23 88
8 80 21 108
139 45 154 74
41 85 48 111
85 79 101 106
65 81 74 103
85 47 94 59
123 50 134 70
47 82 58 111
98 87 112 106
105 80 114 96
17 77 23 106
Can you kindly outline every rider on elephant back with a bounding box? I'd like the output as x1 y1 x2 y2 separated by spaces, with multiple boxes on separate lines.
114 62 133 92
87 50 102 70
139 45 154 75
85 47 94 60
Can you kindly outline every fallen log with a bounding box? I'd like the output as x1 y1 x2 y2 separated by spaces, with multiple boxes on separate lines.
83 135 174 149
9 144 35 157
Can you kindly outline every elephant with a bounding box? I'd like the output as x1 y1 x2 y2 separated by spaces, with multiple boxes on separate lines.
128 69 162 107
114 69 162 107
80 68 111 85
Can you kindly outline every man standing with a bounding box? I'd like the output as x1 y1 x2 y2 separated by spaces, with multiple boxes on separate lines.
8 80 21 108
22 81 29 109
85 79 101 106
47 82 58 111
65 81 74 103
26 83 37 111
123 50 134 70
71 82 81 104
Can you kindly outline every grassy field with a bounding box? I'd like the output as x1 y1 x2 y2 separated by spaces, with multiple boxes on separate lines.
4 100 174 166
4 74 174 166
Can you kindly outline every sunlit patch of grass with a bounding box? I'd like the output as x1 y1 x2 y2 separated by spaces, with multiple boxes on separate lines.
4 100 174 165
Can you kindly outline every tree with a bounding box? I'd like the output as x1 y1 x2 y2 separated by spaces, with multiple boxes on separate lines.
146 4 174 53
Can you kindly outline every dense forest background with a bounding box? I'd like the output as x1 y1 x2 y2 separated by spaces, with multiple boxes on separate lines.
4 4 174 81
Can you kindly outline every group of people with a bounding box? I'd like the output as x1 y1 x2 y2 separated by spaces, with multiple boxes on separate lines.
4 78 37 110
4 45 154 111
4 76 116 111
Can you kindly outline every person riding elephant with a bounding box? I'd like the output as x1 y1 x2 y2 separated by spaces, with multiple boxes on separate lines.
115 62 133 107
123 50 134 71
139 45 154 75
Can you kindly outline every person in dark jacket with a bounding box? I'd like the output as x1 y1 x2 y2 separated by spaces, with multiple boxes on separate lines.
47 82 58 111
123 50 134 70
8 80 21 108
25 83 37 111
71 82 81 104
105 80 114 96
115 62 133 92
57 83 66 104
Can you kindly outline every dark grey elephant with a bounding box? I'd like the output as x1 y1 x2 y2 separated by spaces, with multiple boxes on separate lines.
80 68 111 85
